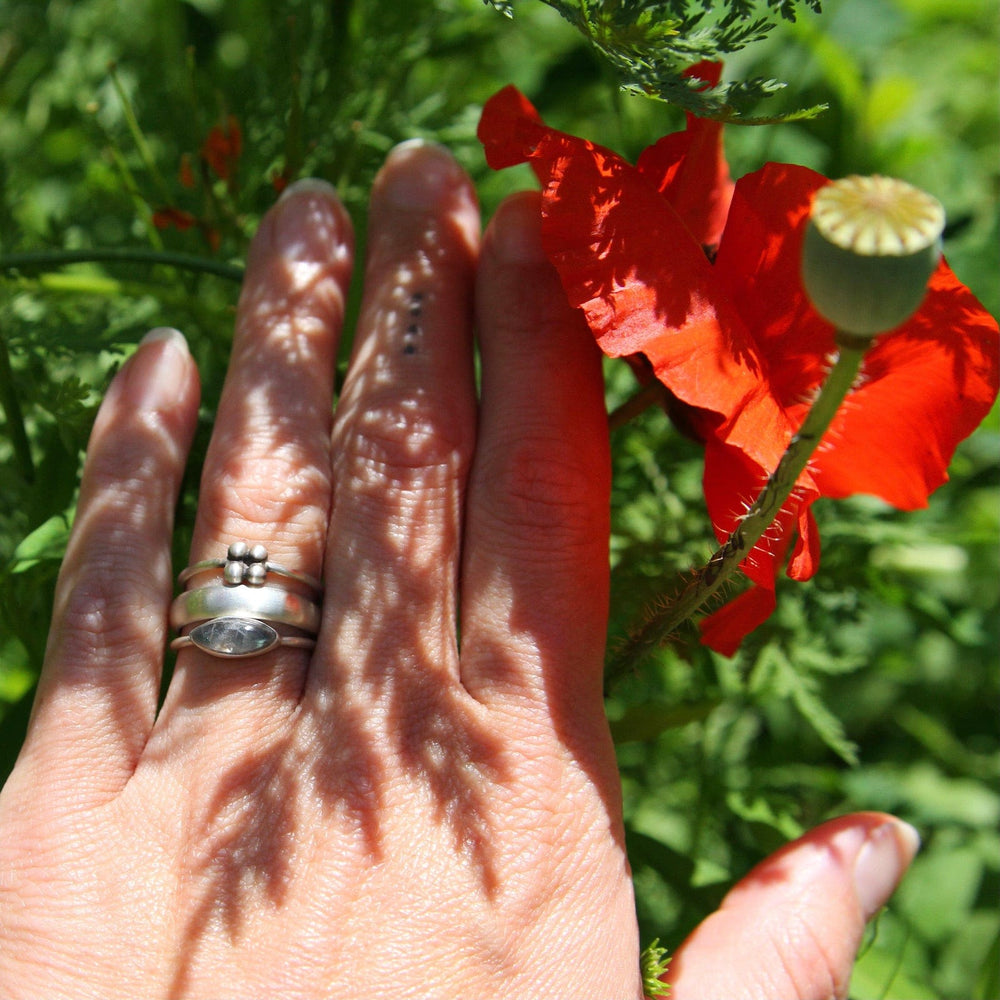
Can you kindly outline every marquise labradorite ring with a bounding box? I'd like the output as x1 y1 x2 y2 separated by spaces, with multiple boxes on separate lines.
170 542 322 659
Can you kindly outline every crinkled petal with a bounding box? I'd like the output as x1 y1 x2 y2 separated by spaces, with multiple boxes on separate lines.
478 85 789 470
714 163 838 406
812 261 1000 508
636 63 734 250
478 85 552 171
714 164 1000 510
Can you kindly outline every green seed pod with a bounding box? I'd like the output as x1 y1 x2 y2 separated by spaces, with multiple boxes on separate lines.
801 175 945 338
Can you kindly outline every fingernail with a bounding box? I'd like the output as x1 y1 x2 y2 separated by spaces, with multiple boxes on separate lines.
852 819 920 917
491 191 548 264
125 327 191 410
278 177 339 204
377 139 466 210
266 177 349 260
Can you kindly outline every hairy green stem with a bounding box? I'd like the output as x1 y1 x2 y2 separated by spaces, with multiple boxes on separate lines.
606 340 866 684
1 249 244 283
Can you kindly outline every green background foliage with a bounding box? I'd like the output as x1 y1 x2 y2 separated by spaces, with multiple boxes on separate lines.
1 1 997 995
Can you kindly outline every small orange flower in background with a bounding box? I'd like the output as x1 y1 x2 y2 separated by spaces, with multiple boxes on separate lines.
478 73 1000 653
270 169 290 195
151 206 196 231
151 115 243 252
200 113 242 182
178 152 196 189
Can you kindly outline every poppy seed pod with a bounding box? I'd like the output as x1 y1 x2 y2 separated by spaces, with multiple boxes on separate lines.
801 175 945 338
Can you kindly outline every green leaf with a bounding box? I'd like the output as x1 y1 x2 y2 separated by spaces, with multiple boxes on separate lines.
974 930 1000 1000
489 0 828 121
9 514 73 574
750 644 859 766
0 635 33 701
610 699 720 743
848 941 938 1000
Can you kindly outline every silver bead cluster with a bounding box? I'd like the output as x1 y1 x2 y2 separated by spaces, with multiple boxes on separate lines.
223 541 270 587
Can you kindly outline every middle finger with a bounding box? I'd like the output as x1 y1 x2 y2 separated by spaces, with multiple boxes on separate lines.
316 141 480 693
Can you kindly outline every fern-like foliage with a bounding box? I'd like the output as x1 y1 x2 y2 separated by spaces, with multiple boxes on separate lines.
484 0 826 122
640 938 672 997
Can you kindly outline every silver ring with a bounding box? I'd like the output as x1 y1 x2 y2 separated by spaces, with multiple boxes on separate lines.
170 627 316 658
178 541 322 595
171 542 322 659
170 585 322 633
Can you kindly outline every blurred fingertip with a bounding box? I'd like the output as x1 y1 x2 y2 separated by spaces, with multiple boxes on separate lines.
120 327 197 416
277 177 341 204
488 190 547 264
139 326 189 356
376 139 470 210
257 176 353 267
852 817 920 918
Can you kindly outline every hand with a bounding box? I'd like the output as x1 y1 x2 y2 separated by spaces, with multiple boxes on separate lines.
0 142 917 999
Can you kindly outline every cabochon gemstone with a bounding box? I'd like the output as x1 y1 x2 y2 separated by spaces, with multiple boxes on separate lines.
189 617 279 657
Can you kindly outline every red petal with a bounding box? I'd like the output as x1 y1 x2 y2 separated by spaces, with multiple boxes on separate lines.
635 63 733 249
200 117 242 181
787 504 821 582
478 86 552 170
713 164 837 409
478 86 789 471
201 129 229 179
700 583 776 655
811 261 1000 508
713 164 999 510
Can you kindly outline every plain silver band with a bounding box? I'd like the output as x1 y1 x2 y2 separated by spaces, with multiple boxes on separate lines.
170 633 316 654
169 585 322 634
177 559 322 595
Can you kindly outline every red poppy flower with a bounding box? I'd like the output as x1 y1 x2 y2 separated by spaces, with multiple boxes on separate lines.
478 84 999 653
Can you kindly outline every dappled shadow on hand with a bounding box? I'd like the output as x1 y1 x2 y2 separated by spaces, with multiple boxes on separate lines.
159 181 516 992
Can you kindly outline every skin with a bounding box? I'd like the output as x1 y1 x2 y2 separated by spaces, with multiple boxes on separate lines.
0 142 918 999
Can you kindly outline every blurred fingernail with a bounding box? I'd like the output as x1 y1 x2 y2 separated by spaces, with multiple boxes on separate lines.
127 327 191 410
267 177 349 260
278 177 339 203
492 191 548 264
853 819 920 917
378 139 466 210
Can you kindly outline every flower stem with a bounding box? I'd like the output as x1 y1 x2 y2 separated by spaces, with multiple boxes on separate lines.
607 380 670 431
1 248 244 283
606 339 866 685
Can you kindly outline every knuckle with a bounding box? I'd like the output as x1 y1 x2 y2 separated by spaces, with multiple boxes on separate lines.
334 387 472 490
55 541 164 662
475 432 607 549
202 439 332 536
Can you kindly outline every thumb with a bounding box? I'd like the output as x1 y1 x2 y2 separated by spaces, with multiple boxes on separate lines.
667 812 920 1000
